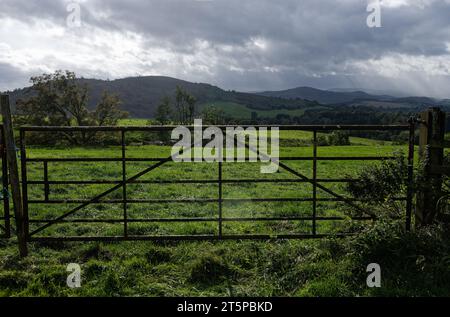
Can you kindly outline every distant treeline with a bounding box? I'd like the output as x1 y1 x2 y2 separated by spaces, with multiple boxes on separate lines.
220 105 450 143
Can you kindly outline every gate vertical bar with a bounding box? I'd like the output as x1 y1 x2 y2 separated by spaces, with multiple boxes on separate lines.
121 130 128 238
43 161 49 202
312 130 318 236
20 129 29 239
405 119 415 231
1 127 11 238
218 161 223 238
1 95 27 256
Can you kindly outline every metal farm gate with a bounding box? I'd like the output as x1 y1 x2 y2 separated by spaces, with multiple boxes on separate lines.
17 123 415 244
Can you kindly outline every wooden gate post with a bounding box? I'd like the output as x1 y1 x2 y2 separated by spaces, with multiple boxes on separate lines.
0 94 28 257
416 107 446 227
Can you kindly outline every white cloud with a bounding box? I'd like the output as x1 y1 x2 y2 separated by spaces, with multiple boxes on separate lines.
0 0 450 97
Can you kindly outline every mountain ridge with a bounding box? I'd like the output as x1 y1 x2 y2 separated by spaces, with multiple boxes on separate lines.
5 75 448 118
6 76 319 118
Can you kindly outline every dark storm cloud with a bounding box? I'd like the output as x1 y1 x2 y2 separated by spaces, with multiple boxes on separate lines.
82 1 450 59
0 0 450 96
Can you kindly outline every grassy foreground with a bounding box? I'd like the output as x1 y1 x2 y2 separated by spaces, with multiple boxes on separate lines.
1 223 450 297
1 130 449 297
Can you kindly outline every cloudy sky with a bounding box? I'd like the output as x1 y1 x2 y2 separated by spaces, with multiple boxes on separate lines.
0 0 450 97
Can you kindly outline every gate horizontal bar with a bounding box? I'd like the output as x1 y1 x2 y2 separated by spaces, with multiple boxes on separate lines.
28 233 353 242
26 156 398 162
28 216 374 224
20 124 410 132
27 197 407 204
27 178 358 185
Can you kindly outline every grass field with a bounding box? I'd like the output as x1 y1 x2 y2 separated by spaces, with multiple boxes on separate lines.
2 129 447 297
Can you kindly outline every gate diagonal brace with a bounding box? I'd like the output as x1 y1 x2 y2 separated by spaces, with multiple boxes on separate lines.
226 131 369 216
29 141 196 237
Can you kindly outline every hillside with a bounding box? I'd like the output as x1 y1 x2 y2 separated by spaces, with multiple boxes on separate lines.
257 86 389 104
6 76 448 120
258 86 449 109
6 76 319 118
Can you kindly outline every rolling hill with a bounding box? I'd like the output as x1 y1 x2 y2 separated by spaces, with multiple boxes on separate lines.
257 86 391 104
258 86 449 110
5 76 449 119
6 76 320 118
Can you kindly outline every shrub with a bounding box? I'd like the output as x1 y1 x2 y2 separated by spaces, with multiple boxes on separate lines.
346 220 450 296
345 153 408 219
327 131 350 146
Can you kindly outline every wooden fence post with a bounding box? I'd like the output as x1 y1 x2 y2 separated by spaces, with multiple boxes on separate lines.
416 107 446 227
0 94 28 257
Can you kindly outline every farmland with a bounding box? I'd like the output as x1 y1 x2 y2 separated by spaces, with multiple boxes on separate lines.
1 126 449 297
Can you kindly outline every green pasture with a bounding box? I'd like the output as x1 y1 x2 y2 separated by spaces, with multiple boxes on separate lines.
2 129 444 297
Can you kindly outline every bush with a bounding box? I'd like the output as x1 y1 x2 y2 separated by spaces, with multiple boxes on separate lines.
346 220 450 296
313 132 350 146
327 131 350 146
345 154 408 219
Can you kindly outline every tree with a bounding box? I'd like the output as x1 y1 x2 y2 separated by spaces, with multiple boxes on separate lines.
15 70 128 144
186 94 197 123
16 70 128 127
15 71 90 126
201 105 225 125
155 96 172 125
173 86 196 124
327 131 350 146
93 91 127 126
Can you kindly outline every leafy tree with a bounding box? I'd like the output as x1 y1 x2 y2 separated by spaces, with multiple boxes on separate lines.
154 95 173 144
15 71 90 126
94 91 128 126
155 96 172 125
174 86 196 124
201 105 225 125
15 70 128 144
327 131 350 146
